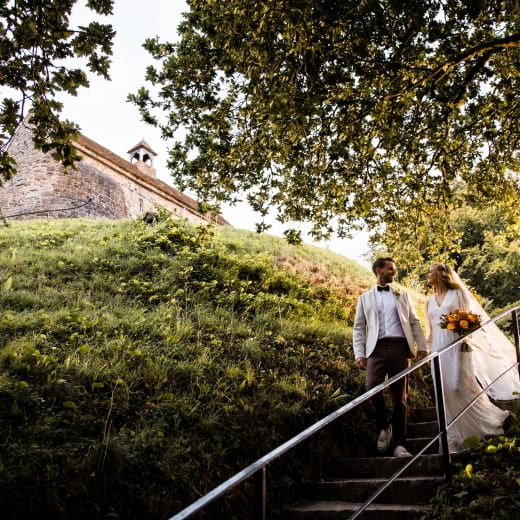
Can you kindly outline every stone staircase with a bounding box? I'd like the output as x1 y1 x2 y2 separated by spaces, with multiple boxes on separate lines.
281 407 448 519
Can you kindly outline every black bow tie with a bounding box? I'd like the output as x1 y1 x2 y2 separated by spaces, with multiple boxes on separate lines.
377 285 390 291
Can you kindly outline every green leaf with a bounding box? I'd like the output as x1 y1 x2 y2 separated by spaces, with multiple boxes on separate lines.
130 0 520 246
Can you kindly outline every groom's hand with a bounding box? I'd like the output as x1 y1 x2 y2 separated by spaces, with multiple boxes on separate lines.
416 351 428 361
356 357 367 370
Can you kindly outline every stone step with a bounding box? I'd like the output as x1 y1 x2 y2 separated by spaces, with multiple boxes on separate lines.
304 476 443 504
408 420 438 438
281 408 444 519
407 436 440 456
338 431 439 459
410 406 437 422
359 437 439 458
326 453 444 479
281 500 432 519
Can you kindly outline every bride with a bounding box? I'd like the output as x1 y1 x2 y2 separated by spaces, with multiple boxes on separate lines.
425 262 520 453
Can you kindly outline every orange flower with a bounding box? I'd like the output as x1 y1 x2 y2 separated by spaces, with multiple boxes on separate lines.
439 309 482 336
446 322 457 330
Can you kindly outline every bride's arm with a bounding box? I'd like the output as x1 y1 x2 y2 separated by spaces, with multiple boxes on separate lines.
425 300 433 352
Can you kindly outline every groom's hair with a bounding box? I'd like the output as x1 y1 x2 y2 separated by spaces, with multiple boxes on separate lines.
372 257 394 275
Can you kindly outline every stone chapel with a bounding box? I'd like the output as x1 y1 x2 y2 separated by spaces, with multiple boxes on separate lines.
0 123 228 226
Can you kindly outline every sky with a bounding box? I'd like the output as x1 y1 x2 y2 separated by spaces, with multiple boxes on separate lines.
59 0 370 266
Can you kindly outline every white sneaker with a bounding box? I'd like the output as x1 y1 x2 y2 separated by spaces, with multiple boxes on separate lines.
394 445 412 457
376 426 392 452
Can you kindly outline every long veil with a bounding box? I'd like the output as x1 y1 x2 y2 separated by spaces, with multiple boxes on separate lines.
454 270 520 401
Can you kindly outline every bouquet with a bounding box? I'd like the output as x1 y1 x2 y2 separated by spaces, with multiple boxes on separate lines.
440 309 482 351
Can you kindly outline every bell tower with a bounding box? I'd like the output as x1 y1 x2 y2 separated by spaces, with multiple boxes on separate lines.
127 139 157 177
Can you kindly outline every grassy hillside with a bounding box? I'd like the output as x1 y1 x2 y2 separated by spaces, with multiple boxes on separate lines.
0 215 431 519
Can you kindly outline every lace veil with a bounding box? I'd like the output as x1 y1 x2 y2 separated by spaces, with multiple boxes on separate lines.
452 269 520 401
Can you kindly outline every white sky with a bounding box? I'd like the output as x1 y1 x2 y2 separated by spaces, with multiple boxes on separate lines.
59 0 370 266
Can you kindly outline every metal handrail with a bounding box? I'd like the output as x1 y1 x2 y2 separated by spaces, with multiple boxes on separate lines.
351 307 520 518
170 305 520 519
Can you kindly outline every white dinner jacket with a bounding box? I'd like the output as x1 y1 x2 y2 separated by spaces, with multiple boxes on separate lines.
352 286 427 360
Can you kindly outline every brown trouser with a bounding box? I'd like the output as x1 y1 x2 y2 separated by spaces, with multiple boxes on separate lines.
366 337 410 446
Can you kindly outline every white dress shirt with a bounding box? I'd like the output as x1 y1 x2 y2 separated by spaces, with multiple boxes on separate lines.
376 287 405 339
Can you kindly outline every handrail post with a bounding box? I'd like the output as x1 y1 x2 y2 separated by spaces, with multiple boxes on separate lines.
253 466 266 520
432 355 452 482
512 310 520 379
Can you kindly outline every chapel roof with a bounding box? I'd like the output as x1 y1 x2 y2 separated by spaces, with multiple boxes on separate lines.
127 139 157 156
75 133 229 226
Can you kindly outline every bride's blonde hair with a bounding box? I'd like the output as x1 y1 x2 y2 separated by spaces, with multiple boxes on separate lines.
430 263 464 290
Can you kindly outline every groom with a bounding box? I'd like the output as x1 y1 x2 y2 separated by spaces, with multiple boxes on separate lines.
353 257 428 457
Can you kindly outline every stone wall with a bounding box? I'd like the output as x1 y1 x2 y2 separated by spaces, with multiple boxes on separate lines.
0 123 228 225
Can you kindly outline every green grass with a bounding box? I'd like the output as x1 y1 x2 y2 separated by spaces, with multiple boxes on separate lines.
0 214 431 519
1 215 514 520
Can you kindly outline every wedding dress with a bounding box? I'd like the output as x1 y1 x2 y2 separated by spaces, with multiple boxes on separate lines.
426 287 520 452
